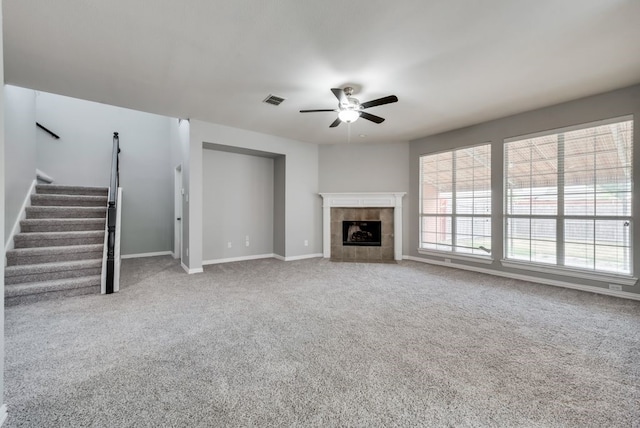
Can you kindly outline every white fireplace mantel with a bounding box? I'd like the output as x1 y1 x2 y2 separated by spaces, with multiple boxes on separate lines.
319 192 406 260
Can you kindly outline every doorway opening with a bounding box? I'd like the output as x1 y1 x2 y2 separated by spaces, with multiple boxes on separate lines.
174 164 183 260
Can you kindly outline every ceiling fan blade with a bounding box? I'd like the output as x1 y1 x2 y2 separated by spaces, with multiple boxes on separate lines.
329 117 342 128
300 109 337 113
331 88 347 104
359 111 385 124
360 95 398 109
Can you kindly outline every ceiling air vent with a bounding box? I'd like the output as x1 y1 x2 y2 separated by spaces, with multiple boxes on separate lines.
263 94 286 106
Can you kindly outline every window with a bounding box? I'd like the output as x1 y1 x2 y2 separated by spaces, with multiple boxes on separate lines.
504 117 633 275
420 144 491 256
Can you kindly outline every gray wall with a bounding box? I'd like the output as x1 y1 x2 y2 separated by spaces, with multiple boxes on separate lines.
35 92 175 256
273 155 286 257
409 84 640 295
188 120 320 271
318 142 410 254
1 2 7 414
202 149 274 261
4 85 36 245
319 142 410 192
36 92 111 187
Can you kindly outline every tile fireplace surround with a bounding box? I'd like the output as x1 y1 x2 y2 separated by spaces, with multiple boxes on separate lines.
320 193 405 262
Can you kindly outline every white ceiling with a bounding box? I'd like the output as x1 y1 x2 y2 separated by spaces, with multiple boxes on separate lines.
4 0 640 145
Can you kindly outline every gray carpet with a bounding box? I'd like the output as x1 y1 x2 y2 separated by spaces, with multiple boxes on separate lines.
5 256 640 427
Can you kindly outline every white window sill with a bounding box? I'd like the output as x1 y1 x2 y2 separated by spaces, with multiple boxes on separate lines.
417 249 494 264
500 259 637 286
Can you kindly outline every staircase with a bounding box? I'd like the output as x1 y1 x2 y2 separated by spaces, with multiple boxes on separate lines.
5 184 108 305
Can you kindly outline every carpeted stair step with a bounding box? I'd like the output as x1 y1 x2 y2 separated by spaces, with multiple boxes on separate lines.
35 184 108 197
14 230 105 248
26 206 106 219
5 259 103 285
5 275 101 306
31 193 107 207
20 218 106 233
6 244 104 266
4 183 111 305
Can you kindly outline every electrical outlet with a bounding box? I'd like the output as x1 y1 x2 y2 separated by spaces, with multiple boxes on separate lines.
609 284 622 291
227 242 232 248
304 240 309 247
245 241 250 247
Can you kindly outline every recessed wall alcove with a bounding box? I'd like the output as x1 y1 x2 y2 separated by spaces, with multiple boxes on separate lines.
202 142 285 263
320 193 405 262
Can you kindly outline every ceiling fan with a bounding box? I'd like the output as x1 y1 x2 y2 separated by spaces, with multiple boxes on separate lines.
300 87 398 128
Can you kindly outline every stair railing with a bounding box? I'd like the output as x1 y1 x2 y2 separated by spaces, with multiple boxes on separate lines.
36 122 60 139
105 132 120 294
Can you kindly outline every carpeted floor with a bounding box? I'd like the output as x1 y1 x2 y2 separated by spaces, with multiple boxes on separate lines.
4 256 640 427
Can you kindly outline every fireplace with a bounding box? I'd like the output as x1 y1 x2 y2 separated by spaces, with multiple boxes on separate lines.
320 192 406 262
343 221 381 246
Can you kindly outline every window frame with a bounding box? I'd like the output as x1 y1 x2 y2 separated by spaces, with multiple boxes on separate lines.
418 142 493 263
501 115 635 284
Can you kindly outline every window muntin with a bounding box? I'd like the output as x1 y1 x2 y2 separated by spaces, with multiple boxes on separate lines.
504 118 633 275
420 144 491 256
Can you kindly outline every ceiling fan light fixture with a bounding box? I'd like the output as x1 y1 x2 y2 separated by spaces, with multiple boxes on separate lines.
338 109 360 123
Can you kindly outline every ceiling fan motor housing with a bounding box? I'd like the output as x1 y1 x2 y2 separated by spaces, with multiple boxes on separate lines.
342 97 360 110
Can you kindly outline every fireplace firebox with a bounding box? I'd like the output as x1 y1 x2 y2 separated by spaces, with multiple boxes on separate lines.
342 221 382 247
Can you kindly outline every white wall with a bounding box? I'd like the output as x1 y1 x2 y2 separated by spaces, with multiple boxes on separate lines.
187 120 320 271
4 85 36 245
35 92 175 256
318 141 410 253
203 149 274 261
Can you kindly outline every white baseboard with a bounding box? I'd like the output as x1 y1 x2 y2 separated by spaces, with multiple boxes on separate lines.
121 251 173 259
5 179 37 255
202 253 324 265
403 255 640 302
203 253 276 265
0 404 7 426
181 262 203 274
280 253 324 262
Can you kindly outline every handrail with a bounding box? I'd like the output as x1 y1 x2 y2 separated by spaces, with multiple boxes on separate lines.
106 132 120 294
36 122 60 139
